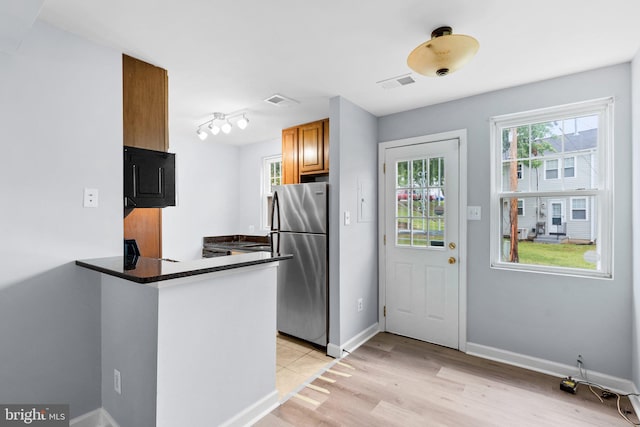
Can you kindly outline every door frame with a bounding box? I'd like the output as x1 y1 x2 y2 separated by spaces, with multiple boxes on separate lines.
378 129 468 352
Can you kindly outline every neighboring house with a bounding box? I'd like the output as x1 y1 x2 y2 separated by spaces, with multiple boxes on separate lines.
502 127 598 241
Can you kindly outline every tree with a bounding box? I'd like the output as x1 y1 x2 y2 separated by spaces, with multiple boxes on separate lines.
502 124 555 262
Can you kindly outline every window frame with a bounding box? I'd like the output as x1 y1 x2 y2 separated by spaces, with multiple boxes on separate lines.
262 155 282 231
489 97 613 278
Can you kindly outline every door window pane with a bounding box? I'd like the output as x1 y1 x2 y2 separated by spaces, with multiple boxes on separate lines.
396 156 445 248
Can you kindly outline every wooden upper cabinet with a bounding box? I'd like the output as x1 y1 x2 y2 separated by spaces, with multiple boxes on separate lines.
298 121 324 174
122 54 168 151
282 127 299 185
282 118 329 184
322 119 329 173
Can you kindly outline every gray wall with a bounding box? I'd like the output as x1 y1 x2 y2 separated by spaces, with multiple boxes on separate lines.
329 96 379 348
632 50 640 390
379 64 633 379
0 21 122 416
162 137 242 261
102 276 158 427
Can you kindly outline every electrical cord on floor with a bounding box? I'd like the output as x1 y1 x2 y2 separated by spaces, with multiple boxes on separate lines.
572 360 639 425
573 380 640 426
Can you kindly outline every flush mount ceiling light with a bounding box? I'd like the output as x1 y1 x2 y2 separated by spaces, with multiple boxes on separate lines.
196 111 249 139
407 26 479 77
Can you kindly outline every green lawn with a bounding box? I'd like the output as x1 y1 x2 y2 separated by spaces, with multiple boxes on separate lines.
505 239 597 270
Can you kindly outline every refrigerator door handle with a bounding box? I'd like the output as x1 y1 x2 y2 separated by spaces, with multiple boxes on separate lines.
270 191 281 254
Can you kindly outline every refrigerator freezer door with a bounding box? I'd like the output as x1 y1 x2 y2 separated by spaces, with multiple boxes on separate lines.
277 231 327 346
272 183 327 234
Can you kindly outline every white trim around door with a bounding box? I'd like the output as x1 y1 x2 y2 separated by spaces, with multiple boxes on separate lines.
378 129 468 352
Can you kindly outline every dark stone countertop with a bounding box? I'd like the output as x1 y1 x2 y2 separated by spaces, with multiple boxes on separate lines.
76 251 292 285
203 235 272 253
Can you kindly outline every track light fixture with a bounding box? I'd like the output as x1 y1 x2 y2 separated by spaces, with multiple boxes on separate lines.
196 111 250 139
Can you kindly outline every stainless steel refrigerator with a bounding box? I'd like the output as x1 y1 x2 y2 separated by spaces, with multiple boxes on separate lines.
271 182 328 347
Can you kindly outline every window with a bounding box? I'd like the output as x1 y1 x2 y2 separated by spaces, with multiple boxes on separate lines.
564 157 576 178
262 156 282 230
395 157 446 247
490 98 613 278
571 197 588 221
545 159 559 180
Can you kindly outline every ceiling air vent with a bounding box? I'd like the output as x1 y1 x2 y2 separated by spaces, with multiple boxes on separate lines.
377 74 416 89
264 94 299 107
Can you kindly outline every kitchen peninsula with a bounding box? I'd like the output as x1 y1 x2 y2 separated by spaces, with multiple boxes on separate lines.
76 252 292 427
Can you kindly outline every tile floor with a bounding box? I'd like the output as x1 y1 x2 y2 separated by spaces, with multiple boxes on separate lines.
275 334 335 400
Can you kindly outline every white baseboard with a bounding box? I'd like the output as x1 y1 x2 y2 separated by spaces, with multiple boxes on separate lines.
629 386 640 418
220 390 279 427
327 322 380 359
466 342 636 394
70 408 119 427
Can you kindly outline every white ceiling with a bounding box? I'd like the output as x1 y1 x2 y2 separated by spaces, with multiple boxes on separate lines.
37 0 640 145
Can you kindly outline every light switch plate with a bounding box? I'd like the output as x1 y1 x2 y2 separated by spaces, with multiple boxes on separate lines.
344 211 351 225
83 188 99 208
467 206 481 220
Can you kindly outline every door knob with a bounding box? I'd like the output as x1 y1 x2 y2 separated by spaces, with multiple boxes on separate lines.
448 257 456 264
448 242 456 249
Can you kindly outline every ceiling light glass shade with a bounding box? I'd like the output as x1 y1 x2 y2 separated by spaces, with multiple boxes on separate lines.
209 123 221 135
407 26 479 77
221 121 232 134
197 128 208 140
237 115 249 130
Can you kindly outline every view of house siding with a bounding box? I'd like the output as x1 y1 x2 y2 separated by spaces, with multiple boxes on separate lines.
501 126 598 241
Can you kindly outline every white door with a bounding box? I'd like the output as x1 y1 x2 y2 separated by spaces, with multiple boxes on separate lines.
547 200 565 235
384 139 459 349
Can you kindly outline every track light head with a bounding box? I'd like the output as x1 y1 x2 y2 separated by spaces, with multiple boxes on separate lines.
209 122 220 135
197 128 208 140
221 120 232 134
237 114 249 130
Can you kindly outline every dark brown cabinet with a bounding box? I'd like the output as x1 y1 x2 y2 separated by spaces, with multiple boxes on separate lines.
122 55 169 258
282 119 329 184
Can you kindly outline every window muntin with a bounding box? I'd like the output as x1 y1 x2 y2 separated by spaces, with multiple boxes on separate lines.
395 157 445 248
491 98 612 278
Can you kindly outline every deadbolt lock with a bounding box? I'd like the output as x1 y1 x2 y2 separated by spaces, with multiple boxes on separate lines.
448 257 456 264
448 242 456 250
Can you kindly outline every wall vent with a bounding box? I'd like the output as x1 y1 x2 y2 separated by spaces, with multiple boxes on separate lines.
264 93 299 107
377 74 416 89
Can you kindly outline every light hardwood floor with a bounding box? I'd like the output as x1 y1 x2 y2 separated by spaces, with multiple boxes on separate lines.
259 333 638 426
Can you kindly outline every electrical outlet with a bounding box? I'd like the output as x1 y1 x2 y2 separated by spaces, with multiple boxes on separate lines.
83 188 99 208
114 369 121 395
357 298 363 312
